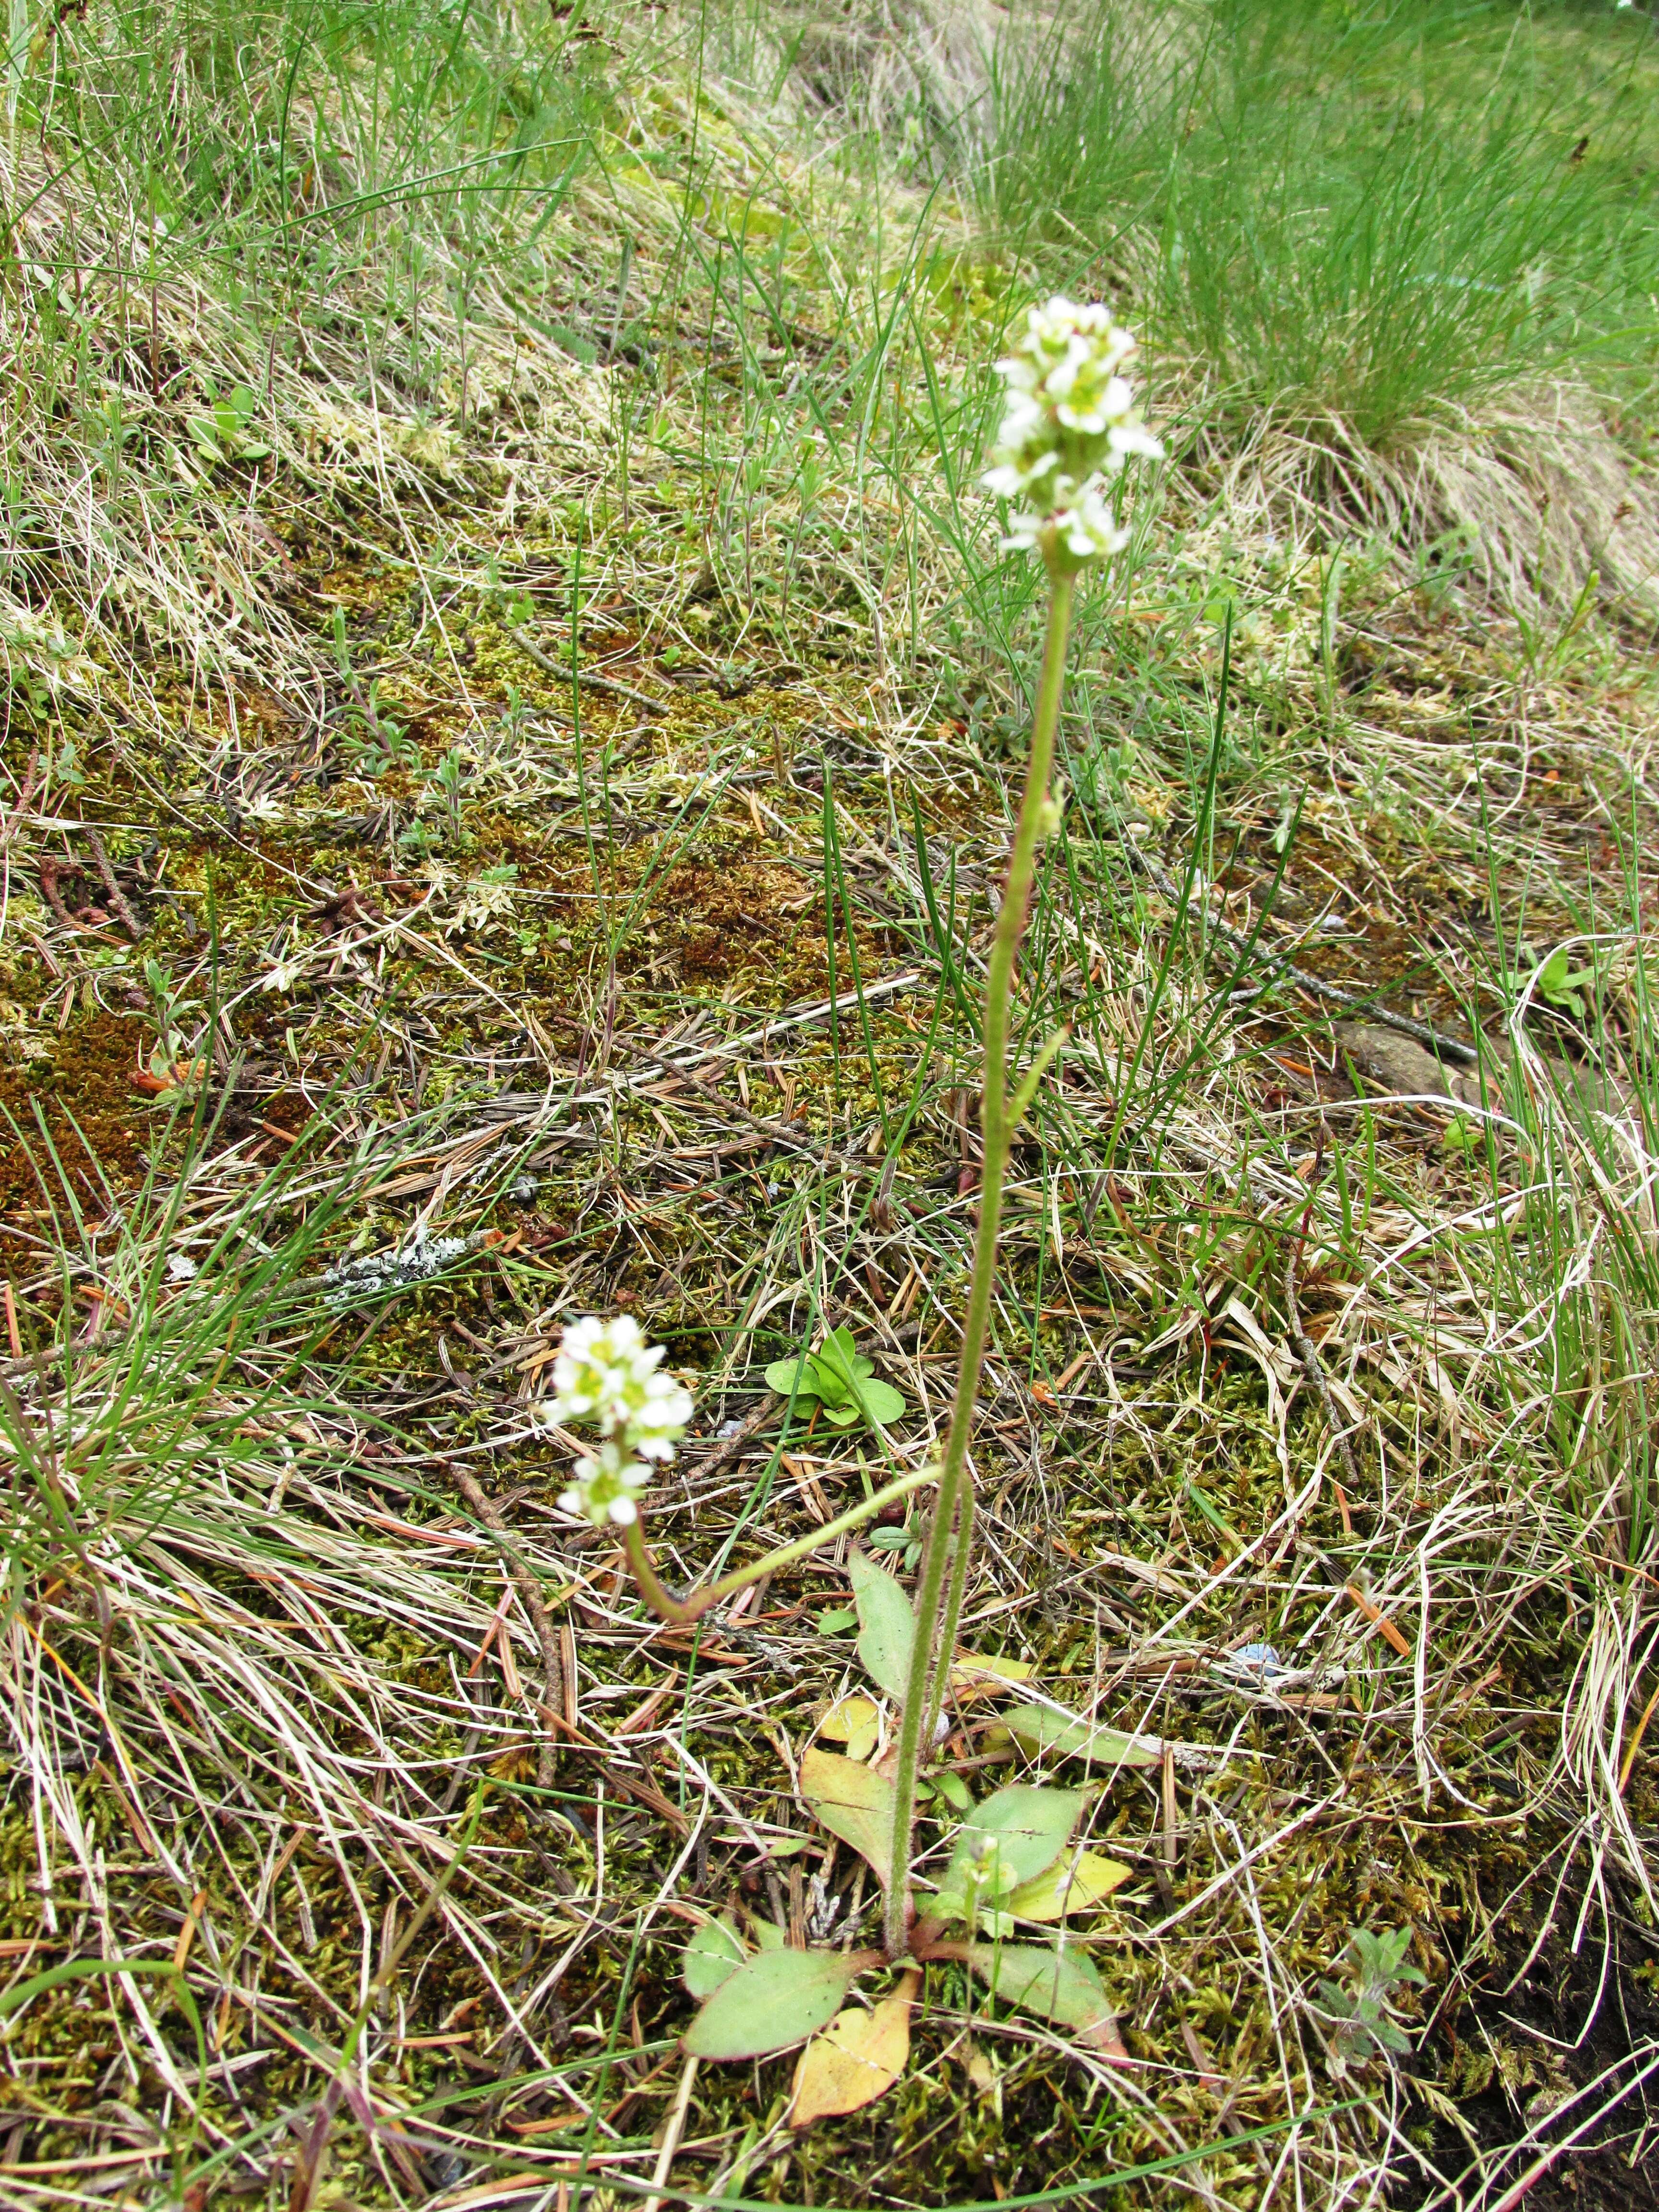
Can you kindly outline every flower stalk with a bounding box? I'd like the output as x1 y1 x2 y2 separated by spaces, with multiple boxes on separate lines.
544 300 1158 1972
882 300 1160 1958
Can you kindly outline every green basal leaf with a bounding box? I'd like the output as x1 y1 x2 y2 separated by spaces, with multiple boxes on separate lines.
766 1351 822 1403
1001 1703 1163 1769
851 1377 907 1425
749 1916 787 1950
816 1328 904 1426
849 1550 914 1703
967 1941 1115 2035
683 1914 747 1998
682 1947 859 2061
933 1784 1081 1922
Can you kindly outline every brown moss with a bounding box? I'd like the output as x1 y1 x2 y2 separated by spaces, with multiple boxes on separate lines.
0 1007 150 1219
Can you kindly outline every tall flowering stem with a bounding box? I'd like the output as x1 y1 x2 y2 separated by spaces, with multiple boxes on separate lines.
883 301 1159 1959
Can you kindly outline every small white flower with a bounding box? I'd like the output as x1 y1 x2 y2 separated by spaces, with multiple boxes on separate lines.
558 1438 653 1527
982 297 1160 560
548 1314 695 1527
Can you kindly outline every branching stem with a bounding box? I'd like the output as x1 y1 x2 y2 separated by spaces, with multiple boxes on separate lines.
620 1464 941 1626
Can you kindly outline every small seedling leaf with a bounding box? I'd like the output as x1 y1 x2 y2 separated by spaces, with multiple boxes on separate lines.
1004 1849 1131 1923
683 1914 747 1998
1001 1703 1163 1769
967 1941 1117 2040
816 1328 906 1426
789 1976 916 2129
683 1947 859 2061
849 1551 914 1703
799 1747 895 1888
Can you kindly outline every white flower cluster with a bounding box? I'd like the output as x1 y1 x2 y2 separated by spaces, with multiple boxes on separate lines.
546 1315 693 1526
982 298 1162 568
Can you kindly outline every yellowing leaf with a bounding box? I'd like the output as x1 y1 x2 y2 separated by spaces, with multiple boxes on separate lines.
1004 1849 1131 1923
950 1650 1036 1703
799 1747 895 1888
789 1975 916 2129
818 1695 879 1743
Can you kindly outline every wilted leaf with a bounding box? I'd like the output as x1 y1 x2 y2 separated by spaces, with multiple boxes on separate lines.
789 1975 916 2128
818 1695 879 1743
1004 1849 1131 1923
967 1941 1117 2039
934 1785 1081 1921
800 1748 895 1888
683 1915 746 1999
1001 1703 1163 1769
849 1551 914 1703
683 1948 859 2061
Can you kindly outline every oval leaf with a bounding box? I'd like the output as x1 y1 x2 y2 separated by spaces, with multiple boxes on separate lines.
1005 1849 1131 1923
766 1354 820 1403
936 1784 1082 1920
1002 1703 1163 1769
845 1376 905 1426
683 1947 859 2061
789 1977 916 2129
800 1747 895 1889
950 1650 1035 1700
967 1941 1116 2037
849 1551 914 1703
683 1915 747 1999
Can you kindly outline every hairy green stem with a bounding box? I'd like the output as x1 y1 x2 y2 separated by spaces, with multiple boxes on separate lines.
882 559 1076 1961
619 1464 941 1626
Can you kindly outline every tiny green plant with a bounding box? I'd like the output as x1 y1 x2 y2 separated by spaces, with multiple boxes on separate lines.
185 381 269 467
1532 942 1605 1025
766 1324 906 1429
1313 1927 1425 2068
542 302 1163 2093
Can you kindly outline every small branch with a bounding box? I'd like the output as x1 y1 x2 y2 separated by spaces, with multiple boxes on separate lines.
84 830 143 939
681 1392 782 1485
507 624 668 717
620 1465 942 1626
1125 845 1480 1064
